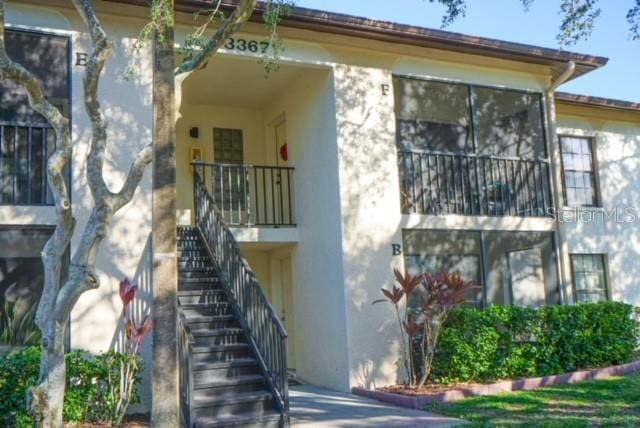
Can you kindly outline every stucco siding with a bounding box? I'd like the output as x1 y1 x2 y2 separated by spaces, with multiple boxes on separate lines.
557 116 640 306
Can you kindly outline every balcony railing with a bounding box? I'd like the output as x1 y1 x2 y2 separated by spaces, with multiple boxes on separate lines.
399 150 552 217
0 122 61 206
194 162 295 227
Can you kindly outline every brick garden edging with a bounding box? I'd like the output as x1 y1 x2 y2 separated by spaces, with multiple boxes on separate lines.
352 359 640 409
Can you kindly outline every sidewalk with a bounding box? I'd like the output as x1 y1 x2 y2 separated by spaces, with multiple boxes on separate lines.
290 384 466 427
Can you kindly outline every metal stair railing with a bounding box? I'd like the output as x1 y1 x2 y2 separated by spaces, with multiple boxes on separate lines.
192 164 289 426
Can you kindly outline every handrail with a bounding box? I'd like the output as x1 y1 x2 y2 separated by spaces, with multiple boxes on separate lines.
194 162 295 227
195 161 295 171
398 149 552 217
178 313 195 427
192 166 289 424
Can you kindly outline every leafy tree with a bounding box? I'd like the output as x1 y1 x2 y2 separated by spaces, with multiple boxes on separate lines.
0 0 637 426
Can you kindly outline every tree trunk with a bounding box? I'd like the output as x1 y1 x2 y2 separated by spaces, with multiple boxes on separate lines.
151 2 179 425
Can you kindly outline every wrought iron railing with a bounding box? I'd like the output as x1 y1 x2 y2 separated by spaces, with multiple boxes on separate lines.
194 162 295 227
0 121 66 205
398 150 553 217
193 168 289 424
178 312 196 426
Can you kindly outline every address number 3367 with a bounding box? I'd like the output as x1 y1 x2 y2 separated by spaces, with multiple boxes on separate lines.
224 37 271 54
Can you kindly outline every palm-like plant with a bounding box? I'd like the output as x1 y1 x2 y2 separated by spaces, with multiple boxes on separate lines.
375 270 478 388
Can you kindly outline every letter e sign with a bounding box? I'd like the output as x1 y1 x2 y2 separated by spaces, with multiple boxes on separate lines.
76 52 88 67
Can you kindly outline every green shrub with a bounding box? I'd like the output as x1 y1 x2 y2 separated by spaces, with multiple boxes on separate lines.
0 347 141 427
432 302 638 384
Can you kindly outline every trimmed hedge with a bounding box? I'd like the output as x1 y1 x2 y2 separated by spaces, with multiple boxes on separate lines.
0 346 140 427
431 302 639 384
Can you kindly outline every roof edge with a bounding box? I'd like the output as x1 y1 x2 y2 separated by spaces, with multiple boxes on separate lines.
105 0 609 74
555 92 640 113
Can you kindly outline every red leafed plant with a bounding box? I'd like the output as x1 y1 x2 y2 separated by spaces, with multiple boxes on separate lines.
374 269 478 388
113 278 152 426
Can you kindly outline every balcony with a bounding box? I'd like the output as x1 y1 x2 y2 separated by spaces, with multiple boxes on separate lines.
0 122 65 206
194 162 295 227
398 150 552 217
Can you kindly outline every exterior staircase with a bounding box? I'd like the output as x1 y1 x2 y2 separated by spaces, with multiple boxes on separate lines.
178 227 285 427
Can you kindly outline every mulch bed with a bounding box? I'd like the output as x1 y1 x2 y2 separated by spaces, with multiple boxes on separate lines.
353 359 640 408
65 414 150 427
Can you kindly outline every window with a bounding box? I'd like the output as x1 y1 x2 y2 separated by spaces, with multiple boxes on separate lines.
474 87 546 159
560 136 598 207
394 79 472 153
571 254 608 302
393 77 551 218
0 30 71 205
403 229 560 308
213 128 244 164
403 229 482 307
213 128 246 214
0 227 68 347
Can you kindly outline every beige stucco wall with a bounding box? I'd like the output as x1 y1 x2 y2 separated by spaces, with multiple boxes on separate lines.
175 103 266 223
13 0 640 404
5 2 154 409
557 111 640 306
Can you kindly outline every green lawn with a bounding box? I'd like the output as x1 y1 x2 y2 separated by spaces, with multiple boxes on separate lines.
427 374 640 427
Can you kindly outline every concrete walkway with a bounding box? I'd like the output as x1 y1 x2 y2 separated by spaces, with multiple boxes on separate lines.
290 384 466 427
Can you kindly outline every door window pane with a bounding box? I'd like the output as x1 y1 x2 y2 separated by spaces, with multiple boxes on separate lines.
0 228 63 347
394 79 472 153
560 136 598 206
571 254 608 302
474 88 545 159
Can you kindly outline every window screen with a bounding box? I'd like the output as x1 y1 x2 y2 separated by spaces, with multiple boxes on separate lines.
474 88 545 159
0 30 70 205
403 229 482 307
394 79 472 153
571 254 608 303
0 227 68 347
560 136 598 207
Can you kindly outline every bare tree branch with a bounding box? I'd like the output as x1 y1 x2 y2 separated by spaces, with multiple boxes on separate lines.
112 144 153 211
175 0 258 78
0 0 74 344
72 0 114 200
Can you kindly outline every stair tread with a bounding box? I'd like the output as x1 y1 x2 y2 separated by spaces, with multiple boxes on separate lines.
192 343 250 352
178 289 225 296
190 328 244 336
183 314 236 322
194 357 257 370
195 373 265 389
192 390 272 408
195 410 281 428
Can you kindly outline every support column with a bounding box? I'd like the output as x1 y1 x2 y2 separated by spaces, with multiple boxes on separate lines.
151 4 178 425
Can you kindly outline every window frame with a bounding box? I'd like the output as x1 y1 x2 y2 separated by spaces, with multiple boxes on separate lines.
0 225 71 349
570 253 610 303
558 135 601 208
0 27 73 207
402 228 562 309
392 74 550 160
